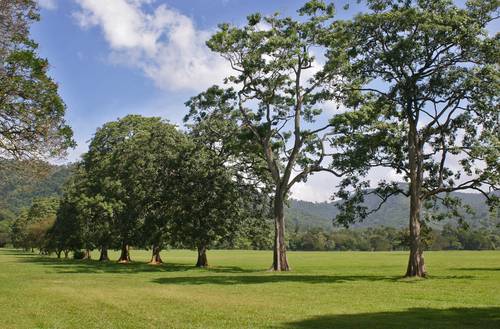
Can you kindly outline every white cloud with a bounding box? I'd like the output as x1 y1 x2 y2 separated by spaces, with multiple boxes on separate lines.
38 0 57 10
73 0 230 91
290 167 405 202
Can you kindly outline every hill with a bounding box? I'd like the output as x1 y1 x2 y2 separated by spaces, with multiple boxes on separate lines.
0 161 73 222
286 191 498 231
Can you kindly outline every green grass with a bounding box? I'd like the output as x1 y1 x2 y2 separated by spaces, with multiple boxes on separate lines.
0 248 499 329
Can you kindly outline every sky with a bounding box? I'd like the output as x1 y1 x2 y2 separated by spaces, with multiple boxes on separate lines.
31 0 496 203
32 0 370 203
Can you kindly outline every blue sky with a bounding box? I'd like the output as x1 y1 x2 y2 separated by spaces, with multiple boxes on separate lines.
32 0 497 202
34 0 361 158
33 0 366 201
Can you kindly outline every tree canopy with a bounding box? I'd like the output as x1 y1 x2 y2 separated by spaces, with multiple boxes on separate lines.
0 0 74 161
326 0 499 277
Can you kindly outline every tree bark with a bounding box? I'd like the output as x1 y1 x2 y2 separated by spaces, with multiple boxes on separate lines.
149 245 163 265
82 249 92 260
271 193 290 271
99 245 109 262
405 121 426 277
196 245 208 267
117 241 131 263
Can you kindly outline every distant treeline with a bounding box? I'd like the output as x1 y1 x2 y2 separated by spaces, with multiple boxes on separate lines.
285 225 500 252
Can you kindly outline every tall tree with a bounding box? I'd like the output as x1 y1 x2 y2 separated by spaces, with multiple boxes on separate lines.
327 0 499 277
0 0 74 160
187 1 343 271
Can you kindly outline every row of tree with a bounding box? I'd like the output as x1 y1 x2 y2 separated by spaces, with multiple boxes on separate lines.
9 196 498 256
40 115 269 266
182 0 499 277
1 0 498 277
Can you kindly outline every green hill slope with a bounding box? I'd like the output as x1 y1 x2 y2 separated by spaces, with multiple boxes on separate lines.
287 191 498 231
0 161 73 221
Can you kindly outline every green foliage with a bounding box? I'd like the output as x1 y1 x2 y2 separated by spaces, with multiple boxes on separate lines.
188 1 346 269
0 0 74 160
9 196 59 251
328 0 499 224
288 225 500 251
0 160 72 221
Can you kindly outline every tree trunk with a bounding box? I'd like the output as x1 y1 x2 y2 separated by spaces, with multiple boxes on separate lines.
117 241 131 263
56 250 61 259
271 193 290 271
63 250 69 259
405 121 426 277
196 245 208 267
99 245 109 261
82 249 92 260
149 245 163 265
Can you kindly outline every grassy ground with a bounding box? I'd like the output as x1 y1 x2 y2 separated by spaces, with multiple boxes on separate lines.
0 248 499 329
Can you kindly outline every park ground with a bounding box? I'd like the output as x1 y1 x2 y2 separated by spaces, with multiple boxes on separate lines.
0 249 499 329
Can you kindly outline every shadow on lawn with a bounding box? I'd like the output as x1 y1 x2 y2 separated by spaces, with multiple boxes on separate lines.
152 273 473 285
280 307 500 329
15 252 256 274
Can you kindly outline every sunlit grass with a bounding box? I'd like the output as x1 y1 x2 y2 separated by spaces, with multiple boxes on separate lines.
0 248 499 328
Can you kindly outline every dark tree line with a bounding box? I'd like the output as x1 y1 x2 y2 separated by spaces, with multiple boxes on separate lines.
33 115 269 266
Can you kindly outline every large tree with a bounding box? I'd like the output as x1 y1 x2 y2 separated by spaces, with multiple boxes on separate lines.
187 1 343 271
83 115 184 263
327 0 499 277
0 0 74 160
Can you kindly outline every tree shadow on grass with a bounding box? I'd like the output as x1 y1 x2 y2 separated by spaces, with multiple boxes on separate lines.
17 254 257 274
280 307 500 329
152 273 474 285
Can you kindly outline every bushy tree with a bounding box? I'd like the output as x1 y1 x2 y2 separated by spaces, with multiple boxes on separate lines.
83 115 186 263
167 141 267 267
9 196 58 252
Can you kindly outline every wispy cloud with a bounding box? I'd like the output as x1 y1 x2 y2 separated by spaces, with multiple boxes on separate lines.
73 0 230 91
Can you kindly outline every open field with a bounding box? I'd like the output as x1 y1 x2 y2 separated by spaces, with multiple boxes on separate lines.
0 249 499 329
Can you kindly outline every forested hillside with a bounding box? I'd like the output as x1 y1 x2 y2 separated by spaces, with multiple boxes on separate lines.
287 192 498 231
0 162 73 222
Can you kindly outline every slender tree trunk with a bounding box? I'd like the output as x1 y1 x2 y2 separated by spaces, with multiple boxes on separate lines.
99 245 109 261
82 248 92 260
196 245 208 267
63 250 69 259
117 241 131 263
406 121 426 277
149 245 163 265
271 192 290 271
56 250 61 259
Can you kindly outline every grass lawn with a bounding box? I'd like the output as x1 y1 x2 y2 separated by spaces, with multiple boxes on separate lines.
0 248 499 329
